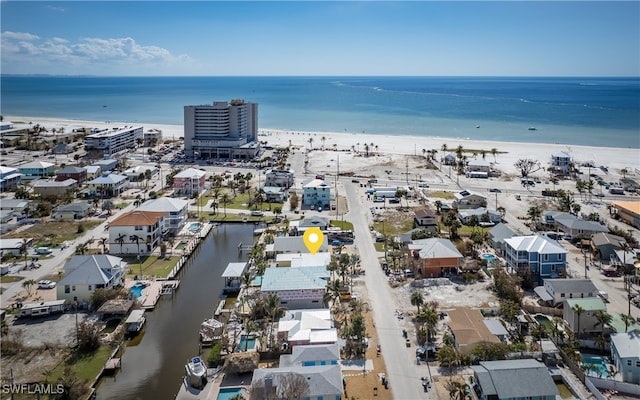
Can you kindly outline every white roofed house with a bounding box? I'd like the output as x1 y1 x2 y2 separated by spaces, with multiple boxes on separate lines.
262 186 288 203
550 150 572 175
265 169 294 189
221 262 247 294
289 216 330 236
544 210 608 239
458 207 502 225
108 210 165 256
489 223 516 256
57 254 126 303
0 166 22 191
172 168 206 196
277 309 337 347
610 332 640 384
471 359 559 400
302 179 331 208
534 278 598 307
18 161 55 179
504 235 567 286
268 236 329 256
32 179 78 197
408 238 464 278
137 197 189 236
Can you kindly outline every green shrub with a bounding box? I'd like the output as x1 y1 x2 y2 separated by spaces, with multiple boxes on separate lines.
207 342 222 367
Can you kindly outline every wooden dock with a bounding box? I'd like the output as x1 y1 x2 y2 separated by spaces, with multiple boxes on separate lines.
140 280 179 309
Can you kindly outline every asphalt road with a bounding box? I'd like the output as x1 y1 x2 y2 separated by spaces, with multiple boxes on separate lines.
344 181 430 400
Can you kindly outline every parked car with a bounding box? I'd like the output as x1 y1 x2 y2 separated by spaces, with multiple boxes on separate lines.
38 280 56 289
489 188 502 193
603 269 621 277
250 210 264 217
331 240 343 246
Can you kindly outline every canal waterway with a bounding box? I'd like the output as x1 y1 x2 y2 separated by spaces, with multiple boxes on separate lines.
95 224 255 400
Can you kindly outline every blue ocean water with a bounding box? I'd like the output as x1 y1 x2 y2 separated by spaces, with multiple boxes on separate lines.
1 76 638 148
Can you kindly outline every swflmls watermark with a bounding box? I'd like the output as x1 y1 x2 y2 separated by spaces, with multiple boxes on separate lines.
1 384 65 395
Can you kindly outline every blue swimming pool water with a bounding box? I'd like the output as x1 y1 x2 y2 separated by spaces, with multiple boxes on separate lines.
237 335 256 351
582 356 611 378
216 387 246 400
482 254 496 262
189 222 201 232
130 286 143 298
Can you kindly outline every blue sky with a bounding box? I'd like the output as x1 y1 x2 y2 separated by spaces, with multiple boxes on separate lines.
1 1 638 76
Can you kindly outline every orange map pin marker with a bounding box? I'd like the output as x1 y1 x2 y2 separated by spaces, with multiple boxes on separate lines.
303 227 324 254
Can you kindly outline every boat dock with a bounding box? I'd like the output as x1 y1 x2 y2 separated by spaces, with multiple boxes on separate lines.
140 280 180 309
104 358 121 372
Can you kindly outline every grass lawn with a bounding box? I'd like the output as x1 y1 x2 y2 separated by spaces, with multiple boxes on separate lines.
330 219 354 231
372 215 414 238
428 191 455 200
0 275 24 284
50 345 113 383
5 221 102 244
123 255 180 278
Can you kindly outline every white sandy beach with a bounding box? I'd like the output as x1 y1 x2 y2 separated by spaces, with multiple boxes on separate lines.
5 115 639 177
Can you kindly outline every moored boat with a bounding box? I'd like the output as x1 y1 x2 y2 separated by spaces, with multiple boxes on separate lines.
185 356 207 389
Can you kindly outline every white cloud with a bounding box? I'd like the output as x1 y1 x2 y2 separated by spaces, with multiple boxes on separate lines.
1 31 195 75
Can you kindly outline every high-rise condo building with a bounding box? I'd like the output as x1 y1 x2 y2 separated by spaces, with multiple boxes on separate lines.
184 99 260 160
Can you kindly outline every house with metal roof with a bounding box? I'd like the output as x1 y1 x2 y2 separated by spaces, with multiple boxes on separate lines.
277 309 337 347
275 252 331 268
563 297 608 335
413 208 438 232
32 178 78 197
534 278 598 307
57 255 126 302
279 343 340 367
0 166 22 190
221 262 247 293
262 186 288 203
262 267 329 309
56 165 87 184
408 238 464 278
0 238 32 257
610 332 640 384
137 197 189 235
302 179 331 208
458 207 502 225
504 235 567 286
87 173 128 197
543 210 608 238
489 223 516 256
251 364 343 400
90 159 119 172
172 168 206 196
0 199 31 213
471 359 559 400
268 236 328 255
18 161 55 179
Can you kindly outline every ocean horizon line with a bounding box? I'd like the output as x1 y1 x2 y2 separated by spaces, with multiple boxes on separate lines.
2 74 640 79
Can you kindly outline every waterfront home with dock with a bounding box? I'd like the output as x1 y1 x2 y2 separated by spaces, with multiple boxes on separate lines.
109 210 165 255
221 262 247 294
57 255 126 303
125 309 146 335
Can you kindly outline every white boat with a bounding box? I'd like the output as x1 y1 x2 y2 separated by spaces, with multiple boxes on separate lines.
124 309 146 335
185 356 207 389
199 317 224 345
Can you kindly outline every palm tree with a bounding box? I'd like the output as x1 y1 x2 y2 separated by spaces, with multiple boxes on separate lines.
526 205 542 228
98 238 108 254
220 193 230 217
22 279 37 296
410 291 424 314
266 293 285 350
593 310 612 334
321 136 326 150
434 200 442 214
572 304 585 338
115 233 126 253
531 323 547 351
491 148 498 162
620 313 635 333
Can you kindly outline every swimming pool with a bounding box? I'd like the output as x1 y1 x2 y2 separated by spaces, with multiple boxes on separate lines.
189 222 201 232
534 314 553 333
130 282 146 298
582 356 611 378
216 387 247 400
237 335 257 351
482 254 496 262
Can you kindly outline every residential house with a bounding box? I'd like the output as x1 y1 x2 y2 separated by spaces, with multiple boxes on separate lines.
90 159 119 173
172 168 206 196
221 262 247 293
57 255 126 303
534 278 598 307
563 297 608 335
84 165 102 180
0 166 22 191
443 153 456 165
543 210 608 238
466 159 491 178
452 189 487 209
489 223 516 256
413 208 438 232
87 174 128 197
51 143 73 154
18 161 55 179
55 165 87 185
279 343 340 367
611 201 640 229
610 333 640 384
483 319 509 342
0 238 32 257
591 232 627 262
265 169 294 188
268 236 328 255
447 308 501 354
142 128 162 147
261 266 329 309
108 210 165 255
458 207 502 225
408 238 464 278
504 235 567 286
471 359 559 400
275 252 331 268
0 199 31 213
137 197 189 236
53 202 93 221
302 179 331 208
277 309 337 347
262 186 288 203
550 151 572 175
251 364 342 400
290 216 330 235
32 179 78 197
123 165 157 182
